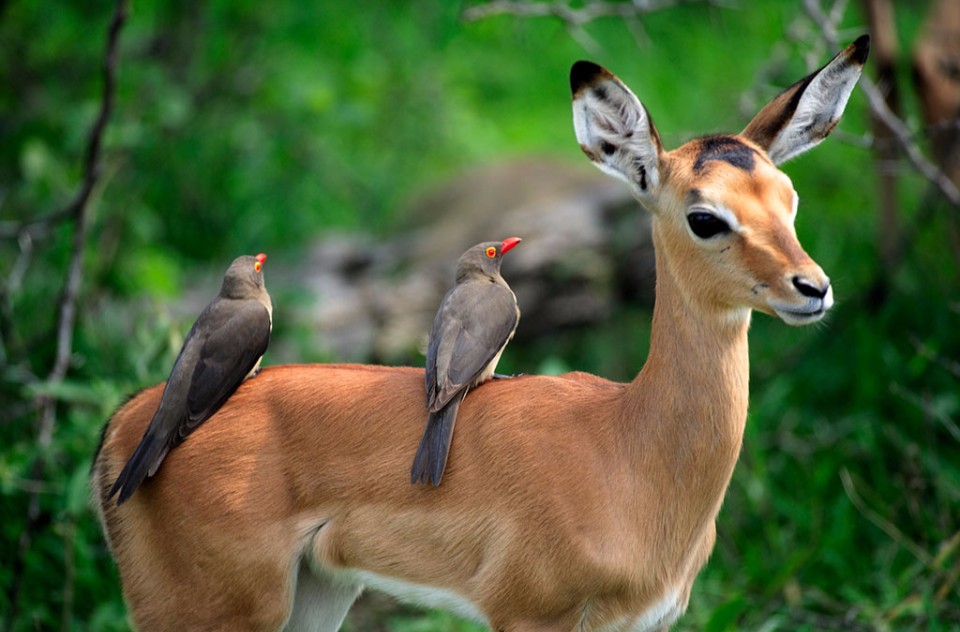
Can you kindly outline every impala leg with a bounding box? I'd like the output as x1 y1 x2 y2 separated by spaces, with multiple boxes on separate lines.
498 624 575 632
284 562 362 632
121 557 295 632
494 610 584 632
109 515 300 632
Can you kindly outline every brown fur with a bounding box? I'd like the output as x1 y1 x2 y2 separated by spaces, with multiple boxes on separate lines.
93 43 865 632
96 316 743 631
91 214 781 631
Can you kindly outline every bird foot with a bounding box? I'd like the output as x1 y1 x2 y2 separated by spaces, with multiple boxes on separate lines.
492 373 525 379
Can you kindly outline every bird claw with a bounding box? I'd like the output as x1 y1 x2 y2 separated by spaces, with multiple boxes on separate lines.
492 373 524 379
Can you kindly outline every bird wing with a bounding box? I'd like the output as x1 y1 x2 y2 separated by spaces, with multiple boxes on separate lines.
424 304 444 407
426 281 518 411
180 300 271 439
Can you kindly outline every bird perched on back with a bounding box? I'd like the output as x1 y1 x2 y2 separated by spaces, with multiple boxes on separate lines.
108 253 273 505
411 237 522 487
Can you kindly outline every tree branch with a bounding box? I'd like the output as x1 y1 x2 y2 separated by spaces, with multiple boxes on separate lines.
890 382 960 444
786 609 877 632
0 230 34 367
840 468 935 567
2 0 128 628
0 208 73 239
910 334 960 380
803 0 960 208
1 3 124 241
462 0 717 26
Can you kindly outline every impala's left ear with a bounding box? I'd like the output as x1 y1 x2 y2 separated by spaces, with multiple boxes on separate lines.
742 35 870 165
571 61 664 204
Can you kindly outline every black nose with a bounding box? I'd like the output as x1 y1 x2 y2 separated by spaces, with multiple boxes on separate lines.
793 276 829 299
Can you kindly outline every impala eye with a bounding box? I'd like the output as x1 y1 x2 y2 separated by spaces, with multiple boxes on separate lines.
687 212 730 239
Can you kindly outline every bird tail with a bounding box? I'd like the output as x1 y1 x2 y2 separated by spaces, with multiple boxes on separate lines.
410 397 463 487
107 430 167 505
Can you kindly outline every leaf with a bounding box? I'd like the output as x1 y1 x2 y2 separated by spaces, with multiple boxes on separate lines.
65 459 93 517
26 379 102 406
705 597 746 632
536 355 571 376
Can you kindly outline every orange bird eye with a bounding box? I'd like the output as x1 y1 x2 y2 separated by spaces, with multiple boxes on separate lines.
255 262 262 272
486 247 497 258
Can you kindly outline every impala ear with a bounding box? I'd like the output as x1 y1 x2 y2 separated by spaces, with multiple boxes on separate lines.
571 61 663 203
742 35 870 165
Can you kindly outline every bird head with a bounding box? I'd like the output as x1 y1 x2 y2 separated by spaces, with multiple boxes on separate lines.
220 253 268 298
456 237 521 281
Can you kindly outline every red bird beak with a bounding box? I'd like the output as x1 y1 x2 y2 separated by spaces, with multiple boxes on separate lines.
500 237 521 254
255 253 267 264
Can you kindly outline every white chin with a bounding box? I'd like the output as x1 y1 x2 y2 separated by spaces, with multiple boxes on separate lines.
775 308 826 326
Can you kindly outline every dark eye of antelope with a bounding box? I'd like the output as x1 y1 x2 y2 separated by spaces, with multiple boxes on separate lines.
687 212 731 239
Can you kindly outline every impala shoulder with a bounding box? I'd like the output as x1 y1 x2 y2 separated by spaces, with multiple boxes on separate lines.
556 371 621 387
258 363 425 377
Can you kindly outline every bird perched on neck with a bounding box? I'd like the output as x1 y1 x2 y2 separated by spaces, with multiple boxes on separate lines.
411 237 522 487
108 253 273 505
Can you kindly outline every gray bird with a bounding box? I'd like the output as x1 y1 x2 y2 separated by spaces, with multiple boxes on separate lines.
109 254 272 505
411 237 522 487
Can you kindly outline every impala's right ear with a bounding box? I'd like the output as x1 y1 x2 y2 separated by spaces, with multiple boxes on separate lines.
742 35 870 165
571 61 663 203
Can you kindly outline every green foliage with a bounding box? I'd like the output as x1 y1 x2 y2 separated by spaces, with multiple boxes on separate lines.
1 0 958 631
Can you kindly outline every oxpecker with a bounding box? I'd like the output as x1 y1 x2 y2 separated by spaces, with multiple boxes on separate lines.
109 254 272 504
411 238 522 487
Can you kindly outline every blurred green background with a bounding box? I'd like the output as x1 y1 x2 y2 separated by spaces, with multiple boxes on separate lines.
1 0 958 630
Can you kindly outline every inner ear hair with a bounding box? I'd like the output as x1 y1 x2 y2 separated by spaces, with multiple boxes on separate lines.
741 35 869 165
571 61 663 199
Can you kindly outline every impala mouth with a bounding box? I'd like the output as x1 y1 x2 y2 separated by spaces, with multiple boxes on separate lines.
774 306 826 326
769 291 833 326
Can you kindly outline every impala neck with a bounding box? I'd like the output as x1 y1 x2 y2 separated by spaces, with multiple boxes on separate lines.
625 220 750 521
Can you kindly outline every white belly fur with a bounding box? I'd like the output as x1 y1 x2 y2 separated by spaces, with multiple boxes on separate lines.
594 589 682 632
321 563 682 632
343 569 488 625
624 589 682 632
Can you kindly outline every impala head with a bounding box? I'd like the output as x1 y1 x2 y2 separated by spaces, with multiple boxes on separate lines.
572 36 869 325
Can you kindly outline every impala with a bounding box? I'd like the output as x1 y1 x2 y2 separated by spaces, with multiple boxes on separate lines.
93 36 869 632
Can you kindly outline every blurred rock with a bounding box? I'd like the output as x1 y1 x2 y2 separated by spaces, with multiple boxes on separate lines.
275 158 654 365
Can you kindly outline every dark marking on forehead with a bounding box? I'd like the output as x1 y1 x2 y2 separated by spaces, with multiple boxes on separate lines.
685 188 703 205
693 136 758 174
